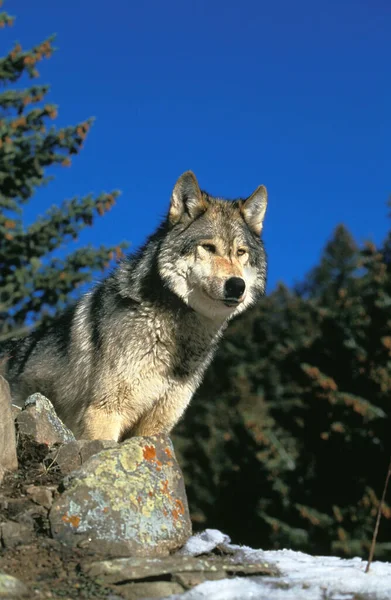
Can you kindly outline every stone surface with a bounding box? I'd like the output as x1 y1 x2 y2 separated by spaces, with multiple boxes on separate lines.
25 485 53 509
78 438 118 463
12 502 49 532
15 393 75 447
49 435 192 557
116 581 185 599
0 573 29 598
0 376 18 481
0 520 35 548
48 439 118 475
11 404 21 419
83 555 280 584
49 440 82 473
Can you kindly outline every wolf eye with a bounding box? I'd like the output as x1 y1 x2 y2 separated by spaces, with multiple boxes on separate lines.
237 248 247 257
201 243 216 253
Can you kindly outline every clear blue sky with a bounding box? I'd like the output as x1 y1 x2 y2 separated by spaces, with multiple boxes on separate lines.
3 0 390 292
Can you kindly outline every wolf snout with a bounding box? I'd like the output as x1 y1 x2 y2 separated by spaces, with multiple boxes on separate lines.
224 277 246 304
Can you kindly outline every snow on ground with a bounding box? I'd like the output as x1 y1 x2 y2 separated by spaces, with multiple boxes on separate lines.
163 529 391 600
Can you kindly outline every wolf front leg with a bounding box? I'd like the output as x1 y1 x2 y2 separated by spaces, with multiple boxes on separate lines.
132 389 193 437
76 406 125 441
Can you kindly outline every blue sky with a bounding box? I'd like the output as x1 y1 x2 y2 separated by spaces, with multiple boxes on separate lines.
2 0 390 292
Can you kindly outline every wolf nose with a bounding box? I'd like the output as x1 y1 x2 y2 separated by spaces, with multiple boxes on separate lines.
224 277 246 300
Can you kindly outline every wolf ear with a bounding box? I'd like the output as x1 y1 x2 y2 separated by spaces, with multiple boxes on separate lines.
169 171 206 225
241 185 268 235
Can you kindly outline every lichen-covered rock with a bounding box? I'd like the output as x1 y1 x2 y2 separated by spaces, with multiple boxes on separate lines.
49 435 191 557
0 376 18 482
15 393 75 447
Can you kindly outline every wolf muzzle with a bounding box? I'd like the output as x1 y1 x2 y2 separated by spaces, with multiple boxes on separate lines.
224 277 246 306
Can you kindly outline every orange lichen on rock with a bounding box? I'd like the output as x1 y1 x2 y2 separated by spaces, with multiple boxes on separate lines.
174 499 185 515
172 509 180 521
61 513 80 528
143 445 156 461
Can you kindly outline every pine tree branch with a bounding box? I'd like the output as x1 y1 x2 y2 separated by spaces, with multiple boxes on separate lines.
0 11 14 29
0 36 55 84
0 191 120 273
0 323 35 344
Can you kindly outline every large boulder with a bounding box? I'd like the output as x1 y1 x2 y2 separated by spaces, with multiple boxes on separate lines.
49 435 192 557
0 376 18 483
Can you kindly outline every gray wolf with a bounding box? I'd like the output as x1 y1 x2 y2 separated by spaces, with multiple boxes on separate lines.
0 171 268 441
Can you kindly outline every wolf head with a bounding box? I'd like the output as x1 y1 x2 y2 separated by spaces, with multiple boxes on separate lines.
158 171 268 322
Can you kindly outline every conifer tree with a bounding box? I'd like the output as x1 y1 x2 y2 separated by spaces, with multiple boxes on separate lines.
0 5 124 343
175 220 391 558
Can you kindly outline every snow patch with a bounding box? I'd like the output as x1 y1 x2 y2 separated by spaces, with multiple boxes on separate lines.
163 529 391 600
176 529 231 556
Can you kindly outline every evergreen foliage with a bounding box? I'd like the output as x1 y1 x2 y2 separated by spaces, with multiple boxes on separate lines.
0 5 125 343
175 219 391 559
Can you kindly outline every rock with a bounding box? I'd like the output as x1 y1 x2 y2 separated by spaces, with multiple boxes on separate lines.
25 485 53 509
2 495 49 530
15 504 50 535
117 581 185 599
0 520 35 548
50 435 192 557
0 376 18 481
174 571 224 587
0 496 27 519
11 404 22 419
48 439 118 475
15 393 75 447
49 440 82 474
83 555 280 584
82 554 279 599
78 438 118 463
0 573 29 598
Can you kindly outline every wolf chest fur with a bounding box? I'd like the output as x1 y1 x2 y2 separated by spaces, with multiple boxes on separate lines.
0 171 268 441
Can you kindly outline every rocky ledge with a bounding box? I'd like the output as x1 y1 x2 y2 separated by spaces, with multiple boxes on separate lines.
0 377 275 599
